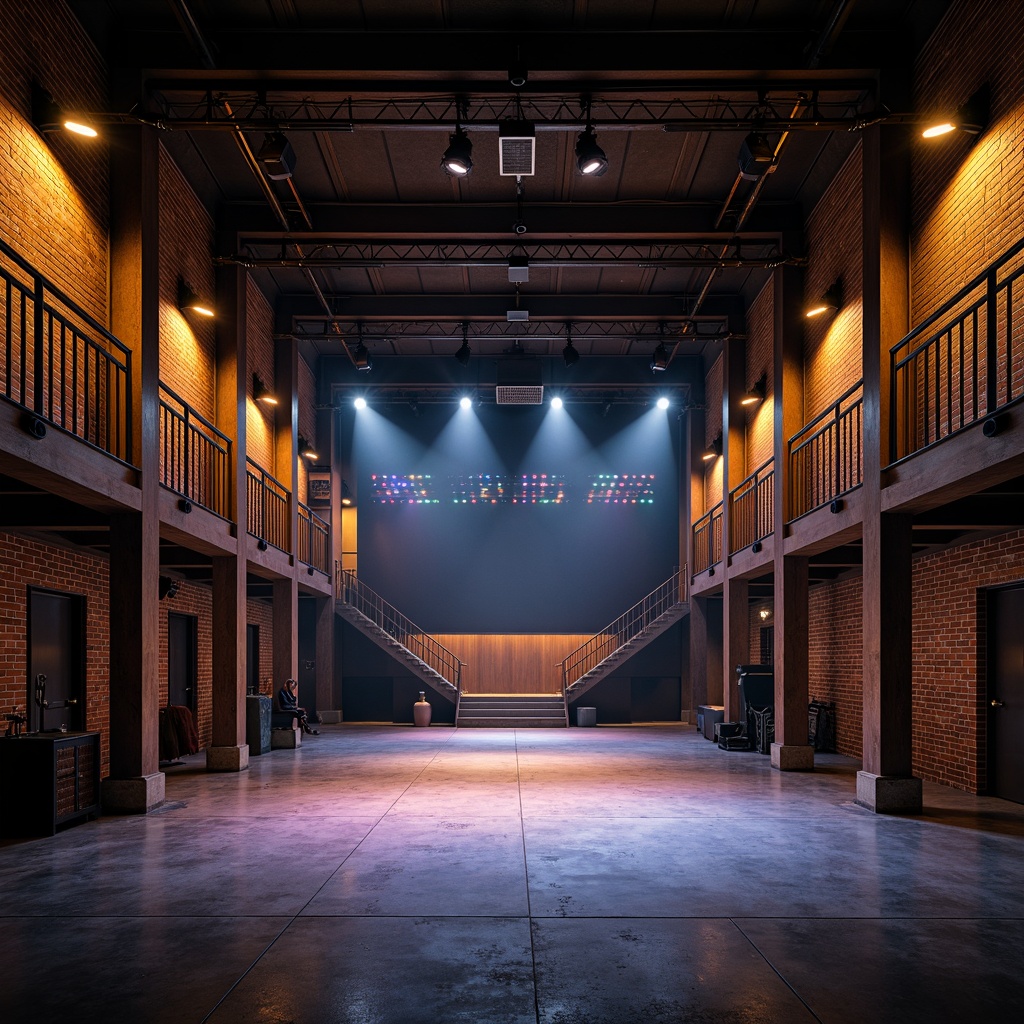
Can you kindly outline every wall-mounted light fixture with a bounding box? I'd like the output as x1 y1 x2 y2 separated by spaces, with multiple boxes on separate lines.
298 435 318 460
253 373 277 405
703 433 723 461
805 279 843 319
454 322 472 366
178 279 214 318
740 373 767 407
257 538 269 551
32 82 98 138
341 480 354 506
158 576 181 600
177 498 193 514
759 607 771 621
922 84 989 139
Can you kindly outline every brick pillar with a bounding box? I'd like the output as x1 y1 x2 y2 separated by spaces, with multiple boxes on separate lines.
858 123 920 812
207 263 249 771
273 576 299 691
771 263 814 771
102 121 165 813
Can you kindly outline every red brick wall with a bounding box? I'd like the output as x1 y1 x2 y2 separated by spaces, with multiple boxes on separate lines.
157 581 214 750
744 280 774 474
808 574 863 758
0 0 108 320
158 145 216 420
911 0 1024 325
803 143 863 423
246 283 277 473
248 599 274 697
0 530 111 773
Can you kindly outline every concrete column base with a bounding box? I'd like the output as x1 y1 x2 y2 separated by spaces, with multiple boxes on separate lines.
206 744 250 772
101 772 165 814
319 710 343 724
271 727 301 749
856 771 922 814
770 743 815 771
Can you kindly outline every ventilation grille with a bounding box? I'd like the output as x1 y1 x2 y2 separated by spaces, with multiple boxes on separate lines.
496 385 544 405
499 121 536 176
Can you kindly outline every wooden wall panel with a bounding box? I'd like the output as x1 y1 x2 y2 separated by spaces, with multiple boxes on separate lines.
431 634 594 694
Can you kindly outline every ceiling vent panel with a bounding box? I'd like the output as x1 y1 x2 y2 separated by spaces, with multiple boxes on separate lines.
499 121 536 176
496 385 544 405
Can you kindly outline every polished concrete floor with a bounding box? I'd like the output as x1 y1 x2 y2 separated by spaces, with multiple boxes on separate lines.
2 725 1023 1023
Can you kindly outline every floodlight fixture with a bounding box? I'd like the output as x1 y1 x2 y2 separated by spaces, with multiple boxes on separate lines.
178 279 214 318
740 373 768 406
257 132 296 180
703 433 723 461
253 373 277 405
805 279 843 318
298 434 318 460
455 322 472 366
922 85 989 139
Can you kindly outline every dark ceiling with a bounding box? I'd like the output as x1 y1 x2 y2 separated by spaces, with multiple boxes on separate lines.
68 0 951 372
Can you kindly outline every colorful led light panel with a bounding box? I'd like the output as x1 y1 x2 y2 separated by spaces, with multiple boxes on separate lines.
370 474 439 503
451 474 507 504
587 473 656 504
510 473 567 504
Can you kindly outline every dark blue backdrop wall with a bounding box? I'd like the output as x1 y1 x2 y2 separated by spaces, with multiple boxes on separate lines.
353 399 681 633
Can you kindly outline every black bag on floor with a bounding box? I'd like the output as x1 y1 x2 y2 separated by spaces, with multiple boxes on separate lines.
749 705 774 755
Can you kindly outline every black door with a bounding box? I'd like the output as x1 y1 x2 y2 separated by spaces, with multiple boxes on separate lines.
28 589 84 733
246 624 259 695
988 584 1024 803
168 613 197 712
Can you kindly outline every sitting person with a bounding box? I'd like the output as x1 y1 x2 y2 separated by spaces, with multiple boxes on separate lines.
278 679 318 734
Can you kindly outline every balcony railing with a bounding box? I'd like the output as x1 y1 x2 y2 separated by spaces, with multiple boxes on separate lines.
889 237 1024 463
789 380 863 520
159 383 231 519
298 502 330 574
692 501 723 576
1 236 132 464
729 458 774 553
246 459 290 551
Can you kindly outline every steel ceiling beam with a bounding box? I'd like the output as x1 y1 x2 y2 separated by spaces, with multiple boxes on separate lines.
220 202 801 239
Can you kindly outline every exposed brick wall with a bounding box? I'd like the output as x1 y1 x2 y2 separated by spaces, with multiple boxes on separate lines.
157 581 214 750
0 530 111 774
808 574 863 759
248 598 275 697
158 144 216 420
744 280 774 475
297 353 318 503
912 0 1024 325
245 282 276 474
911 529 1024 792
803 143 864 423
0 0 108 321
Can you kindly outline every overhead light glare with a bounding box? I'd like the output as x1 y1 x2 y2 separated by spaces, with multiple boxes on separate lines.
922 122 956 139
354 396 367 410
657 396 670 410
550 395 563 409
460 396 473 410
64 119 98 138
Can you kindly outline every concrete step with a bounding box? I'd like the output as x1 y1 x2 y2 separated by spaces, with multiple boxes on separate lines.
457 717 566 728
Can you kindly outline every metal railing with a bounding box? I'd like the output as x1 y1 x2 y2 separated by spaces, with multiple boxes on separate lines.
691 502 723 575
1 236 132 464
336 567 463 693
889 237 1024 463
561 569 687 693
246 458 290 551
298 502 330 574
729 458 774 552
789 380 863 520
159 383 231 518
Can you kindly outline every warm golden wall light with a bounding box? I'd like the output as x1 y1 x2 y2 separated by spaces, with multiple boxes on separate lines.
922 85 989 140
702 433 723 461
178 280 214 318
253 373 278 406
32 83 98 139
806 279 843 319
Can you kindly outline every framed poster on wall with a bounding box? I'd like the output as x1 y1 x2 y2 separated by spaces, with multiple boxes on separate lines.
307 470 331 507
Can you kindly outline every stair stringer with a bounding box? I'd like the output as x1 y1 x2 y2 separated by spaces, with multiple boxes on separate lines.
564 602 689 703
336 601 460 700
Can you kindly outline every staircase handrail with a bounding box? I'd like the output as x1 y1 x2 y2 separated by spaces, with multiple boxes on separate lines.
561 568 687 697
337 568 463 694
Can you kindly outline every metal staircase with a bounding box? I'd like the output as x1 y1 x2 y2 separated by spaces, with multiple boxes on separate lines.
336 569 462 701
562 569 688 703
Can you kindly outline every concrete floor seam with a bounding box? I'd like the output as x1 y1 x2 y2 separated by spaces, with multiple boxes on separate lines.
515 729 544 1024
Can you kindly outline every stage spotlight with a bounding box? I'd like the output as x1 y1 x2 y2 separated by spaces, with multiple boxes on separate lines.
455 322 471 365
441 126 473 177
650 342 669 372
354 396 367 410
460 396 473 410
550 395 563 409
575 126 608 176
353 341 373 371
657 396 670 410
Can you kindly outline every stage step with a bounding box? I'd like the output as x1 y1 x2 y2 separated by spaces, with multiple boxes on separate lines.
457 695 567 728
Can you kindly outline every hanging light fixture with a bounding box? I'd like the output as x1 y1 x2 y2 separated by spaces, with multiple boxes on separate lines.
649 323 669 372
352 324 373 371
562 322 580 367
575 97 608 176
441 101 473 176
257 131 296 180
455 322 472 366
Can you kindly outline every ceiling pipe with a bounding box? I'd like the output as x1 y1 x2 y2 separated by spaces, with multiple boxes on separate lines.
165 0 218 70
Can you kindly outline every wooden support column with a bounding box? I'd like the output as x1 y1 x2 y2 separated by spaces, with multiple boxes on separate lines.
273 577 299 689
102 121 164 813
688 595 710 719
208 263 249 771
771 263 814 770
722 333 748 721
858 122 920 812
